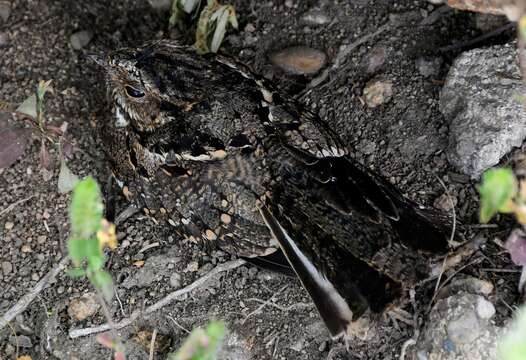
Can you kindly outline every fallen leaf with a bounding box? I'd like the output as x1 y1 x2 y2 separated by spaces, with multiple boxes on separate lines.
0 128 32 168
39 139 51 170
57 160 79 193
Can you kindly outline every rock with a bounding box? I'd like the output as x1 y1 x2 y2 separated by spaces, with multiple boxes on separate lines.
416 292 503 360
300 8 330 26
440 43 525 178
0 32 8 47
476 296 496 319
447 310 481 344
2 261 12 274
359 139 377 155
0 1 11 23
67 293 100 321
364 46 388 74
363 79 393 107
70 30 93 50
269 46 327 75
147 0 172 11
9 334 33 348
4 221 14 230
416 57 442 78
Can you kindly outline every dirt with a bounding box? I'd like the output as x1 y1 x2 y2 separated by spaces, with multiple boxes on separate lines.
0 0 522 359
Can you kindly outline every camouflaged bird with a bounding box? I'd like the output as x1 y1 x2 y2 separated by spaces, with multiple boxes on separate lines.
91 40 454 339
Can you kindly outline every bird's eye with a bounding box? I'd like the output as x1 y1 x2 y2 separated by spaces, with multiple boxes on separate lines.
125 85 145 98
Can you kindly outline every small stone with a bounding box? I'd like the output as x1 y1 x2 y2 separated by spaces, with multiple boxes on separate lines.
4 221 14 230
244 23 256 32
148 0 172 11
365 46 388 74
169 272 182 288
220 213 232 224
2 261 12 274
285 0 293 8
185 261 199 272
68 293 100 321
363 79 393 108
0 1 11 23
476 296 496 319
359 139 377 155
205 229 217 240
9 335 32 348
269 46 327 75
300 9 330 26
434 193 457 212
37 235 47 244
70 30 93 50
21 244 31 253
416 57 442 78
0 32 8 47
447 310 480 344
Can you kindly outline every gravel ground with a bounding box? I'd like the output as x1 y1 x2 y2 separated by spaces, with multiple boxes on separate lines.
0 0 522 359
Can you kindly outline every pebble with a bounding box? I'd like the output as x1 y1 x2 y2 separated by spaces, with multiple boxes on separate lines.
68 293 100 321
169 272 182 288
70 30 93 50
244 23 256 32
434 193 457 212
2 261 13 274
476 296 496 319
0 31 8 47
269 46 327 75
4 221 14 230
37 235 47 244
285 0 293 8
21 244 31 253
363 79 393 108
300 9 330 26
0 1 11 23
365 46 388 74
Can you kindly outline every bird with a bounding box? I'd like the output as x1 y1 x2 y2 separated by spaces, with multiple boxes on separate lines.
90 40 455 339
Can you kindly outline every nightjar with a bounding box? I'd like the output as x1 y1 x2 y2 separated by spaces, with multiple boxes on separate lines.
91 40 454 339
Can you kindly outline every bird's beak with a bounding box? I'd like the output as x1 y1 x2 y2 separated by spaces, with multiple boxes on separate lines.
86 53 108 68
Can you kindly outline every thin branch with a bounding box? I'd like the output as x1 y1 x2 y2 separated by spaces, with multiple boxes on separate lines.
0 195 35 218
148 328 158 360
0 256 69 331
68 259 246 338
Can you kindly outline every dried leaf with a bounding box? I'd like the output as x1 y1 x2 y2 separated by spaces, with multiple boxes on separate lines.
210 7 229 53
0 128 32 168
506 229 526 266
39 139 51 170
58 160 79 194
16 94 37 119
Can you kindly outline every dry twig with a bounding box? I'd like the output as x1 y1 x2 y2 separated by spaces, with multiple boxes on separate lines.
69 259 246 338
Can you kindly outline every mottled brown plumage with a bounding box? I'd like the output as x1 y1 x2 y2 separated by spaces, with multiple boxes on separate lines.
92 40 454 338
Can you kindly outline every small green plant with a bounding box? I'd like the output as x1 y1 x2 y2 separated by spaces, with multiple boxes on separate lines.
168 321 225 360
0 80 77 190
67 177 124 360
479 168 526 360
170 0 238 54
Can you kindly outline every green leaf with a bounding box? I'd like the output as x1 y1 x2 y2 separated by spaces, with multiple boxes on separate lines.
209 7 229 53
67 267 86 278
478 168 518 223
68 237 88 265
70 177 103 240
170 321 225 360
500 308 526 360
92 270 114 301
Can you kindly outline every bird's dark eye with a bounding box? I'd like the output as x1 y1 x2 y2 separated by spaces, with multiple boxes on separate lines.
125 85 145 98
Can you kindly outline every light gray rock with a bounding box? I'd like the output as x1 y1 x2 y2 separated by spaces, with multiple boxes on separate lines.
2 261 12 274
148 0 172 11
300 8 330 26
415 292 503 360
122 254 181 289
440 43 525 178
476 296 496 319
0 1 11 23
0 32 8 47
70 30 93 50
